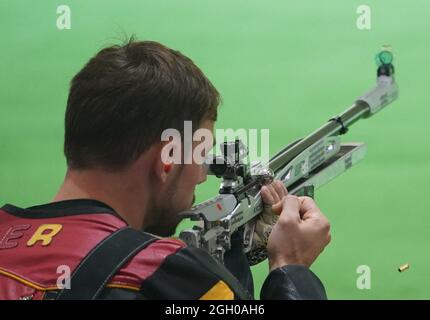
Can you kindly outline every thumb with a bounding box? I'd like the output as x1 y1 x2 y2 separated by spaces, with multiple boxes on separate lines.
279 195 301 222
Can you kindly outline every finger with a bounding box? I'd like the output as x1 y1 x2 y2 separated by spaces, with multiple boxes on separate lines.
261 186 275 205
298 196 319 214
299 196 325 221
280 195 301 222
280 180 288 196
271 199 283 215
274 180 287 198
268 184 281 203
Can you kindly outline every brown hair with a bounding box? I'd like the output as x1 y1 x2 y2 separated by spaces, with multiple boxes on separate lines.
64 40 220 170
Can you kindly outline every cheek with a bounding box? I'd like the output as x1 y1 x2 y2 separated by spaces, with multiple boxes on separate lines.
182 164 204 185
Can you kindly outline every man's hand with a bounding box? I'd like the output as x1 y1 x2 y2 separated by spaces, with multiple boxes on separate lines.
251 181 286 249
266 190 331 271
248 180 330 269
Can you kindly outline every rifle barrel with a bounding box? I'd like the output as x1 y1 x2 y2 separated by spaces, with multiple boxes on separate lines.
269 100 370 173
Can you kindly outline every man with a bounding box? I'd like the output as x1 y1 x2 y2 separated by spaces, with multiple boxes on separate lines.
0 40 331 300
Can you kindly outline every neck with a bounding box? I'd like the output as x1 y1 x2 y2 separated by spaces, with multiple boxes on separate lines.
53 168 150 229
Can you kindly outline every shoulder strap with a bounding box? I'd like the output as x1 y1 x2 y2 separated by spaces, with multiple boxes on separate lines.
55 227 157 300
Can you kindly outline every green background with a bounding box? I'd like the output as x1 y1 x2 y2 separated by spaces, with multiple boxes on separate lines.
1 0 429 299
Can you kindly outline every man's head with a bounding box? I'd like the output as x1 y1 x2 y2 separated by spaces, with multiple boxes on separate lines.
63 40 220 236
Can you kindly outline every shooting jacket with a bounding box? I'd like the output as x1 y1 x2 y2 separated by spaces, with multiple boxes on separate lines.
0 199 327 300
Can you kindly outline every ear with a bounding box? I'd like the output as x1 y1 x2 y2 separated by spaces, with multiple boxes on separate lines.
153 141 177 183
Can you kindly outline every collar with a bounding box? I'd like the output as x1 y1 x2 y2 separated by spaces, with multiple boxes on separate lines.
1 199 122 219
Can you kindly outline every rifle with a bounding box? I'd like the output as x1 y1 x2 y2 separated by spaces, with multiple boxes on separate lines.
179 48 399 266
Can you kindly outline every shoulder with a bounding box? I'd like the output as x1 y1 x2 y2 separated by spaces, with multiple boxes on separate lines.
110 237 241 299
108 237 186 291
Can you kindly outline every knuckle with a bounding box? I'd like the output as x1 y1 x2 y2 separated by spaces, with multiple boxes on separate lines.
322 219 331 232
314 211 330 230
277 216 295 228
301 196 314 203
286 194 299 203
326 233 332 244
